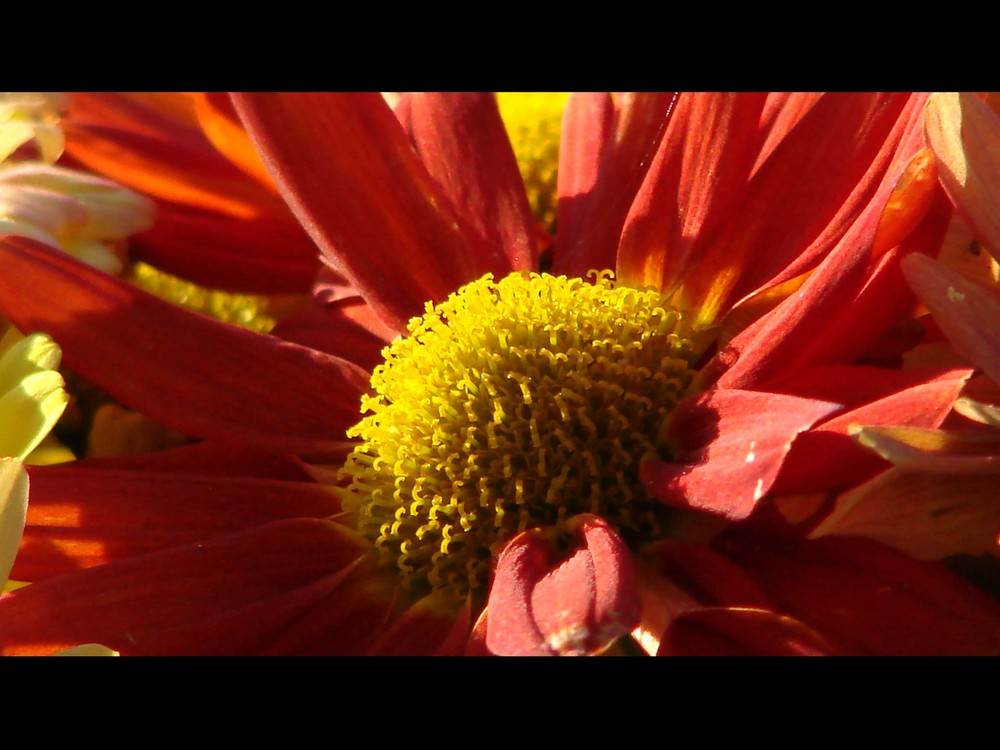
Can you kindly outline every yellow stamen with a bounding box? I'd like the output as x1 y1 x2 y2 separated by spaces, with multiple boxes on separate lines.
340 271 697 604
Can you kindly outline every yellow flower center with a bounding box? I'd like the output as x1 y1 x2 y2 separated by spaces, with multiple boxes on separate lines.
340 271 697 604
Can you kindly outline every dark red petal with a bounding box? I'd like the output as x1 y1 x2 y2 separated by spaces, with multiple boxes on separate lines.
408 92 537 273
231 92 480 333
0 237 366 458
17 464 340 579
0 518 373 655
717 532 1000 655
486 515 640 656
661 607 836 656
642 389 840 519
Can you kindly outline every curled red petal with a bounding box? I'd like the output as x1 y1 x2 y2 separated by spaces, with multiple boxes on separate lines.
485 514 640 656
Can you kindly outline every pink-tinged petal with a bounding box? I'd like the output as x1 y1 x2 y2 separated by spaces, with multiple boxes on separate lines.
716 532 1000 655
231 92 480 333
0 518 373 655
130 200 322 295
16 465 340 580
617 92 768 292
770 366 973 494
486 514 640 656
925 91 1000 259
407 93 537 273
811 469 1000 560
902 252 1000 385
0 237 366 459
555 92 677 277
641 389 841 520
660 607 835 656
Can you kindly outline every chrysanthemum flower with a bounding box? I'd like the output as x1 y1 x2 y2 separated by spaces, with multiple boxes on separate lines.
0 92 997 655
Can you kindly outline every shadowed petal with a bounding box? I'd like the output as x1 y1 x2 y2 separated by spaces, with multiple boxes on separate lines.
0 237 366 458
661 607 835 656
17 464 341 579
716 532 1000 655
0 518 373 655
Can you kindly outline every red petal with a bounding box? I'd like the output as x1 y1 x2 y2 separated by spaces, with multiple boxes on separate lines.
408 93 537 273
770 366 973 493
17 464 340 579
717 532 1000 655
661 607 835 656
485 514 640 656
555 92 677 277
0 237 366 458
131 201 322 295
366 590 469 656
641 389 840 519
617 92 768 292
231 92 480 332
0 518 372 655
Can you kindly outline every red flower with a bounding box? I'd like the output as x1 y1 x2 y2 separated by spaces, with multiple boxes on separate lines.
0 92 996 655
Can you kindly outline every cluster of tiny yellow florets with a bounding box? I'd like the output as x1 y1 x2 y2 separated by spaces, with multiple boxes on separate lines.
340 270 697 603
497 93 569 234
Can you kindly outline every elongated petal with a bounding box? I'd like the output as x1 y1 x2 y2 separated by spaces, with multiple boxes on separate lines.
555 92 676 277
0 518 372 655
852 423 1000 473
486 514 639 656
16 465 340 580
366 589 469 656
408 93 537 273
641 389 840 520
716 533 1000 655
191 92 276 188
617 92 768 292
902 252 1000 385
925 91 1000 258
0 237 366 458
231 92 480 332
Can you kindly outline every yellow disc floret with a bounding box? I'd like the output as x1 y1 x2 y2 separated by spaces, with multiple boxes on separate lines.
340 270 697 603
